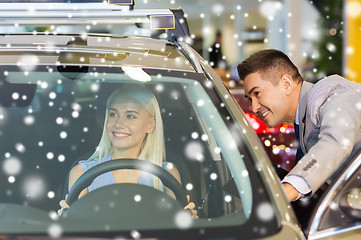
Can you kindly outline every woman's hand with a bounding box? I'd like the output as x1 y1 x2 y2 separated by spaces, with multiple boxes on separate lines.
57 194 70 216
184 195 198 219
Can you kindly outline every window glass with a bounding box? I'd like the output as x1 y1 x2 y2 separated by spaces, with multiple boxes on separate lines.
315 154 361 233
0 65 277 238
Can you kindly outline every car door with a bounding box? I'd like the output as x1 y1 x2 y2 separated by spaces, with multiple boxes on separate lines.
306 149 361 239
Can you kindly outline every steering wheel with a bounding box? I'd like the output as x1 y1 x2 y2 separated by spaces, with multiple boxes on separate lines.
66 159 188 206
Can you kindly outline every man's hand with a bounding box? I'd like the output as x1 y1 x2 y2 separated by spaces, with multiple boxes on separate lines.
282 183 300 202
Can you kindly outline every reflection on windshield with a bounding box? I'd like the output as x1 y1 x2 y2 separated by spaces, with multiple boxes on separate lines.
0 66 276 238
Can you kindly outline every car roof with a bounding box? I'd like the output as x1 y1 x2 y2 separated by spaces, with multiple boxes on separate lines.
0 2 191 42
0 1 196 72
0 33 196 72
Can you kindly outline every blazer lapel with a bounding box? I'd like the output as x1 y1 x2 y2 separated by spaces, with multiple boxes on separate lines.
297 81 313 154
299 115 306 154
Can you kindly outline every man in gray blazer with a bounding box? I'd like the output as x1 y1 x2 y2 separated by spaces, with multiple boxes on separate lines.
237 49 361 202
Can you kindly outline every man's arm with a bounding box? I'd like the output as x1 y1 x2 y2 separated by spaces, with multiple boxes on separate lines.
285 84 361 196
282 175 312 201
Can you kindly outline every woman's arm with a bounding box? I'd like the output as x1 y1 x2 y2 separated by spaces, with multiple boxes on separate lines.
58 164 88 214
165 165 198 219
68 163 88 198
164 165 181 199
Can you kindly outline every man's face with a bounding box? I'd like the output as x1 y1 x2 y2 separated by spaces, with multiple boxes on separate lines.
243 72 291 128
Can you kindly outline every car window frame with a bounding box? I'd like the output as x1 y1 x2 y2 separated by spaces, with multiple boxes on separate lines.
307 148 361 239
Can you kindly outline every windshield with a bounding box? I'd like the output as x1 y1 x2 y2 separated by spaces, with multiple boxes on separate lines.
0 65 278 239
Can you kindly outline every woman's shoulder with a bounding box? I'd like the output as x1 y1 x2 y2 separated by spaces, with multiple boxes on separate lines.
79 158 98 165
162 161 176 171
162 161 181 182
78 158 98 170
78 159 97 172
78 154 110 171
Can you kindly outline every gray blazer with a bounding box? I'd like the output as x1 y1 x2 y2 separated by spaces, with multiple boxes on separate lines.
287 74 361 194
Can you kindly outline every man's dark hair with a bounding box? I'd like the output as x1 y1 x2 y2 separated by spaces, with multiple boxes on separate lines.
237 49 303 84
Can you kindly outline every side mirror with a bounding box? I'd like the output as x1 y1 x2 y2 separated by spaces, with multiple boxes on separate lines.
339 188 361 219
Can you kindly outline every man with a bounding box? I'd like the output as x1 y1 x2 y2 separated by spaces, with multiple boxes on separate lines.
209 31 227 69
237 49 361 202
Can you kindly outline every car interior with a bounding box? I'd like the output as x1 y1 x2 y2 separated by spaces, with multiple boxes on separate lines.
0 65 249 222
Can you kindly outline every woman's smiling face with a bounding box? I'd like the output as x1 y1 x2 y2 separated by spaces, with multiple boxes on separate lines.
106 101 155 158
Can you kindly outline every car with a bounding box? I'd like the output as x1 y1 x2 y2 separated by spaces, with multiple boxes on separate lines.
0 1 361 239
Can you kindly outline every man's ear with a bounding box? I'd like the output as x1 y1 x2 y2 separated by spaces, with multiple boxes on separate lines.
280 74 294 95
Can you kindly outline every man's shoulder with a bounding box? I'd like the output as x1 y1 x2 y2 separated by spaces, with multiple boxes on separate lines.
304 75 348 123
309 74 360 98
305 75 361 122
314 74 360 89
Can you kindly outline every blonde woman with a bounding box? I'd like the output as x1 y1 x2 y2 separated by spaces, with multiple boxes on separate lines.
59 85 197 217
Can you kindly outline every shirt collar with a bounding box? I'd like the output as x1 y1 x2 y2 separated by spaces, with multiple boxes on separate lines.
295 104 299 125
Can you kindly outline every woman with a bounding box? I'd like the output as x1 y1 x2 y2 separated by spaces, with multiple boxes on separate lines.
59 85 196 217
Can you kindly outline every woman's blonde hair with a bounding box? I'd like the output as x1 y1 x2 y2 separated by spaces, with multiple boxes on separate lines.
90 84 165 190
